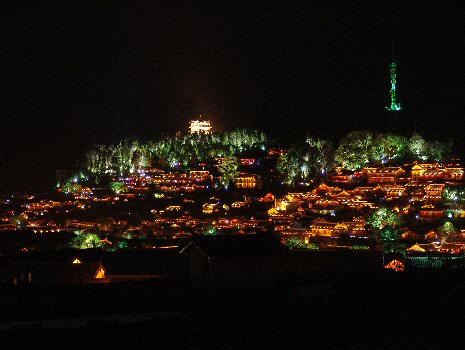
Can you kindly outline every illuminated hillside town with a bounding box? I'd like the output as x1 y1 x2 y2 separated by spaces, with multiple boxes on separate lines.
3 113 465 266
4 2 465 347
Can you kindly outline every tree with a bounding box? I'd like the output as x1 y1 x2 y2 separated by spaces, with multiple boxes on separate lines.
276 147 304 186
85 144 115 175
443 186 461 203
222 128 267 154
218 156 240 189
367 207 401 242
114 139 139 174
70 231 103 249
61 180 82 195
335 131 373 170
306 137 334 177
408 132 427 161
371 133 408 164
118 240 129 249
427 140 451 162
438 221 456 241
110 181 126 194
286 237 307 249
202 224 218 235
379 227 402 242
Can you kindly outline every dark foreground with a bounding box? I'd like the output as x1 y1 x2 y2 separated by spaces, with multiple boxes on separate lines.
1 270 465 349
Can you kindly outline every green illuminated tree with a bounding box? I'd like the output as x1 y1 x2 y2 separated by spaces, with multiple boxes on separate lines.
114 139 140 174
379 227 402 242
443 186 465 206
335 131 373 170
367 207 401 242
85 144 115 175
222 128 267 154
110 181 126 194
218 156 240 189
202 224 218 235
438 221 456 240
70 231 103 249
118 240 129 249
371 133 408 164
408 132 428 161
276 147 304 186
286 237 307 249
61 181 82 195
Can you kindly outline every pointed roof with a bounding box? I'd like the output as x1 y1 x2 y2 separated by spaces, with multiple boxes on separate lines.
2 262 106 285
337 190 351 197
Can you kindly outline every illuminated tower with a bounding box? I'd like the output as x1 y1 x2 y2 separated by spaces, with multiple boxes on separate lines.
386 61 401 111
189 115 212 134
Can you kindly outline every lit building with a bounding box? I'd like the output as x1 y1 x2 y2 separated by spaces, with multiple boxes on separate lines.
363 167 406 184
189 115 212 134
309 217 366 238
411 163 465 182
235 173 262 189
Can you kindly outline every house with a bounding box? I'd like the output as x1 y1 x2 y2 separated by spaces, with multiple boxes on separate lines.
331 190 353 204
239 158 256 166
411 163 444 182
363 167 406 185
235 173 262 189
309 199 342 215
424 184 445 202
438 243 465 254
189 170 211 182
444 167 465 181
328 169 354 184
405 181 427 203
309 218 366 238
2 262 107 285
411 163 441 181
419 204 443 221
384 185 408 201
405 181 427 193
402 230 421 240
352 187 374 200
425 230 439 242
411 163 465 182
179 234 286 288
406 243 439 254
275 193 305 212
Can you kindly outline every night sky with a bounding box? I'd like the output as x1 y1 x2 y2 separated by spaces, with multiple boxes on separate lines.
2 2 465 193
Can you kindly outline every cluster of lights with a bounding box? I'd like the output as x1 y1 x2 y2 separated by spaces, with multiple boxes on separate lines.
189 116 212 134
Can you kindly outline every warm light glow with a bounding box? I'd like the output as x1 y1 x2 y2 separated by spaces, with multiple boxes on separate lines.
73 258 81 264
384 259 404 272
95 267 106 279
189 115 212 134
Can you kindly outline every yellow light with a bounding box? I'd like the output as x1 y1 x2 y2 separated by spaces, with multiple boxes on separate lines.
95 267 105 279
73 258 81 264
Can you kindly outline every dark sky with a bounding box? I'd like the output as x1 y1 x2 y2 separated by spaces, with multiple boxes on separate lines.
1 2 465 193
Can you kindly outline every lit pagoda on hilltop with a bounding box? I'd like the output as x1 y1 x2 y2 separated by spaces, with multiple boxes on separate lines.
189 115 212 134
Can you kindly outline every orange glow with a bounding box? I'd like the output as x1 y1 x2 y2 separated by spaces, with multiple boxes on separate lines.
95 267 106 279
384 259 404 272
